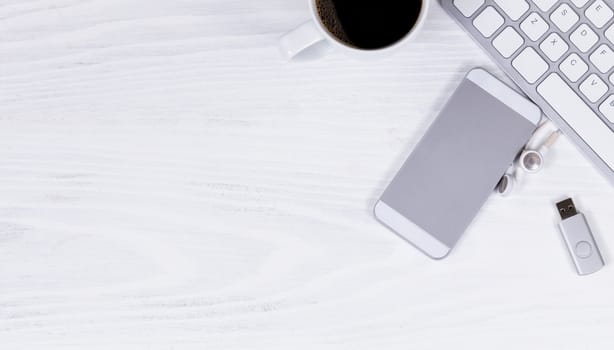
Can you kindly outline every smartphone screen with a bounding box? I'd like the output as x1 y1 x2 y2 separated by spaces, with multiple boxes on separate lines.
374 69 540 259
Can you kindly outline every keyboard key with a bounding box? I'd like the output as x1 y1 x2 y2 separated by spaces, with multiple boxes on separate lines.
521 13 549 41
532 0 557 12
610 72 614 85
590 44 614 73
551 4 580 32
586 0 613 28
513 47 549 83
599 95 614 122
580 74 608 102
454 0 485 17
494 0 529 21
537 74 614 170
560 53 589 82
540 33 569 61
570 24 599 52
606 24 614 43
473 6 504 37
493 27 524 58
571 0 590 7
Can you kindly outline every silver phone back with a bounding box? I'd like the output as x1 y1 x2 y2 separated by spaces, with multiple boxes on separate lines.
376 71 538 258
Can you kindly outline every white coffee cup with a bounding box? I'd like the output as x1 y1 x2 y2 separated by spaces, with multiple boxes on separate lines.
279 0 430 60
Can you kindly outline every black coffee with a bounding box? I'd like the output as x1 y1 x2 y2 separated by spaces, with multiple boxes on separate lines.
315 0 422 50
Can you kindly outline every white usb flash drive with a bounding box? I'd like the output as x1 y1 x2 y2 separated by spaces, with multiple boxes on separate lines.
556 198 605 276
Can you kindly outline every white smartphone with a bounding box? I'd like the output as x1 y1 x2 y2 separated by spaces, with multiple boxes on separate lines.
374 68 541 259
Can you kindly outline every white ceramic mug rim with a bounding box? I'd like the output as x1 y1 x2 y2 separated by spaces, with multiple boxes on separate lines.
307 0 430 56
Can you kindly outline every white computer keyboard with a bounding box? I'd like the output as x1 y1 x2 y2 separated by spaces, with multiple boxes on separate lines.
441 0 614 185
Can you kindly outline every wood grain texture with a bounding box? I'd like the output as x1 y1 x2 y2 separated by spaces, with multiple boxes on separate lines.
1 0 614 348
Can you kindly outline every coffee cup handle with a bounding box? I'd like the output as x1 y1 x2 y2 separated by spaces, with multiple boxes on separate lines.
279 20 327 60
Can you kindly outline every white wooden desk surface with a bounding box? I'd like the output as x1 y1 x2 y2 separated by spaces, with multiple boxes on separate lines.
1 0 614 348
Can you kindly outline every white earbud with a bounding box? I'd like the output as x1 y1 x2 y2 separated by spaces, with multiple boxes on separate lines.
496 122 560 196
496 170 515 196
518 129 559 173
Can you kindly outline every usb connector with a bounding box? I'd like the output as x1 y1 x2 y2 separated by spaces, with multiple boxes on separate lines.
556 198 578 220
556 198 604 276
